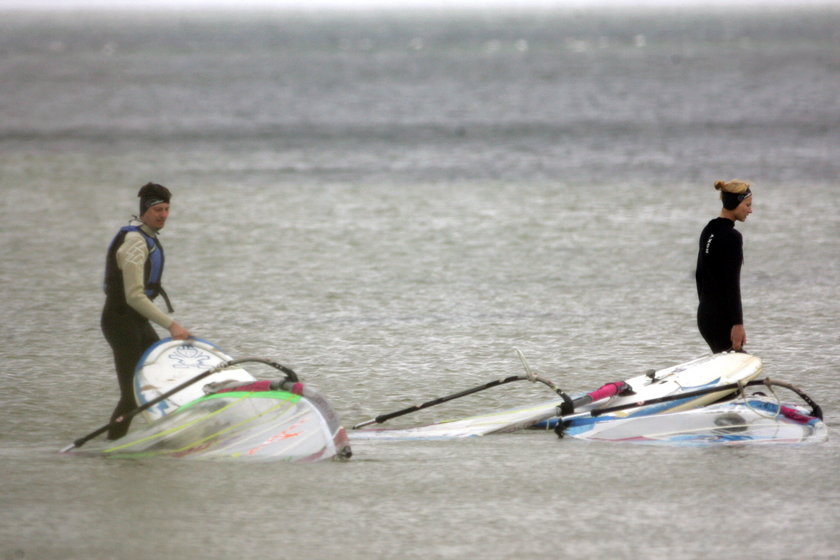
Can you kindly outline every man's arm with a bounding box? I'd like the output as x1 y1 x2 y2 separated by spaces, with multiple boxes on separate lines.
117 232 175 329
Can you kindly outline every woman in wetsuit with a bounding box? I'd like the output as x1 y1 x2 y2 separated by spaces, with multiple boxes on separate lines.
695 179 753 353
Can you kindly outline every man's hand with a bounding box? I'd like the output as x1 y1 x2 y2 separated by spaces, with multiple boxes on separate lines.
169 322 192 340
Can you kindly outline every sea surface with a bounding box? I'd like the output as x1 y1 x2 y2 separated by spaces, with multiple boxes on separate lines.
1 5 839 560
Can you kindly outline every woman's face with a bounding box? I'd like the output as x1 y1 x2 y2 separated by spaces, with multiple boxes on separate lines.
733 196 753 222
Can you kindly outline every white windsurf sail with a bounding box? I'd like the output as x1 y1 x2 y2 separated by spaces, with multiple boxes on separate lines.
351 352 763 441
97 380 352 462
563 395 827 446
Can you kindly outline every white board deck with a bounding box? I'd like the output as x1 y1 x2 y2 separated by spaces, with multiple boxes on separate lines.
133 338 255 421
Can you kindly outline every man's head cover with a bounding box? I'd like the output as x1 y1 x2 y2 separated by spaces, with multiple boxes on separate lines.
138 183 172 215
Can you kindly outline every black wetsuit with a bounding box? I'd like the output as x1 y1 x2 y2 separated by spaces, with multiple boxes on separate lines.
695 217 744 353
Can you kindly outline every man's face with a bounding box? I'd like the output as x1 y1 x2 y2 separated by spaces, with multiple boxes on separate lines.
141 202 170 230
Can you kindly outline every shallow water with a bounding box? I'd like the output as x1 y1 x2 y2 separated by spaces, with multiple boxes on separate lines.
1 6 839 559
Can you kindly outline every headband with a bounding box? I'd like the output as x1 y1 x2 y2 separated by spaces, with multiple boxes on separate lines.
721 188 752 210
137 182 171 215
140 197 167 214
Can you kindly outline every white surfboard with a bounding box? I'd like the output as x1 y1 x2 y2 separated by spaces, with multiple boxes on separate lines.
133 338 255 422
581 351 763 414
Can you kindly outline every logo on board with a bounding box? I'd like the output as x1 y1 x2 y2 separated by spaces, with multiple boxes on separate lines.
168 344 214 369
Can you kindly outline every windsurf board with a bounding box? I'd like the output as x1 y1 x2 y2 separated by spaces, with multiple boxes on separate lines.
133 338 255 422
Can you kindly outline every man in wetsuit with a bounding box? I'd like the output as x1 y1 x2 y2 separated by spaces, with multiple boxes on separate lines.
101 183 192 439
695 180 753 353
